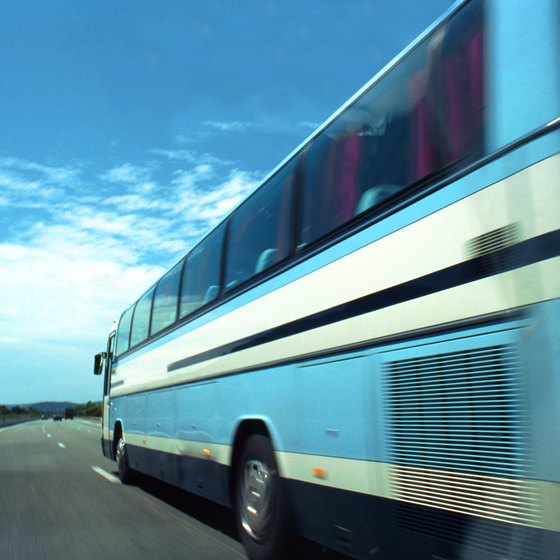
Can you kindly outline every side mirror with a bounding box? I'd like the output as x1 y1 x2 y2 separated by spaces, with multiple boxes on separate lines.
93 352 106 375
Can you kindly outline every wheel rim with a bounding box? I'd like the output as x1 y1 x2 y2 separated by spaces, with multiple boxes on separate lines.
239 459 275 541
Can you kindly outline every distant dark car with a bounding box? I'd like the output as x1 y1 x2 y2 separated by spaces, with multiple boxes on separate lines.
64 407 74 420
53 414 63 421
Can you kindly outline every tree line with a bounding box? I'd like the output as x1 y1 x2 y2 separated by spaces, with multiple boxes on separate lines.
73 401 102 417
0 402 102 418
0 404 41 417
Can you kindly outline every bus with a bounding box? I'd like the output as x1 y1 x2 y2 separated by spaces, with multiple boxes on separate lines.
93 1 560 558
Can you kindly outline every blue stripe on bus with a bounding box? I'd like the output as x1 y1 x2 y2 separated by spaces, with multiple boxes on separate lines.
168 228 560 373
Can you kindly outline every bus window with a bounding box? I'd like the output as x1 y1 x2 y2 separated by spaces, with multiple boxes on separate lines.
129 288 155 348
179 223 225 318
409 0 484 180
151 261 182 336
298 0 484 245
225 162 294 290
351 43 424 213
298 134 343 246
115 305 134 356
439 0 484 165
298 59 421 246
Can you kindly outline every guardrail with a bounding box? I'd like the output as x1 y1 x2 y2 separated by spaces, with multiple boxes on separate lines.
0 417 35 428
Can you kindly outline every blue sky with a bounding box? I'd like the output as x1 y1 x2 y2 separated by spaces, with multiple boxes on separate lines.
0 0 453 405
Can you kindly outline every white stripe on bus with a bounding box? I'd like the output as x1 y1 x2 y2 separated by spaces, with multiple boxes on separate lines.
111 155 560 397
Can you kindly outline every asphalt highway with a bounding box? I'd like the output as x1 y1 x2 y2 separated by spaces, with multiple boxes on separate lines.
0 419 348 560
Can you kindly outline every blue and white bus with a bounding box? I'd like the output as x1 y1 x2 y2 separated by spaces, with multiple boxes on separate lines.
94 1 560 558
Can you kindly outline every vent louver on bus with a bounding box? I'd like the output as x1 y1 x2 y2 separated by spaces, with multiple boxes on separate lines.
385 345 540 527
466 223 520 274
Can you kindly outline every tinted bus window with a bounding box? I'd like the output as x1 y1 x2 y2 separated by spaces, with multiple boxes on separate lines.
115 306 134 356
298 0 483 247
129 288 155 347
179 223 225 318
438 0 484 166
225 163 295 290
151 261 182 335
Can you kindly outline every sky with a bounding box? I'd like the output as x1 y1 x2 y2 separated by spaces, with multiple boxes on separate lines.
0 0 454 405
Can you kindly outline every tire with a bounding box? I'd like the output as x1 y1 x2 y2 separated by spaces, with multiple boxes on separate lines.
234 434 295 560
115 436 136 484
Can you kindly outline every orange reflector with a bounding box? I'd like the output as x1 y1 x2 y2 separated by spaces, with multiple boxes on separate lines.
202 449 212 457
312 467 327 479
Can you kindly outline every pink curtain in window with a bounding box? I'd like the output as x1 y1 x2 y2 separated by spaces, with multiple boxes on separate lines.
319 132 361 233
411 68 436 181
444 27 484 161
337 132 361 221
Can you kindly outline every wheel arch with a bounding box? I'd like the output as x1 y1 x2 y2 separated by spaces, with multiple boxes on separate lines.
229 418 297 558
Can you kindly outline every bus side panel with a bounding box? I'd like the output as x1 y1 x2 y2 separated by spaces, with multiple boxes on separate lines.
217 357 372 462
125 394 146 438
281 321 560 559
524 299 560 484
175 381 229 504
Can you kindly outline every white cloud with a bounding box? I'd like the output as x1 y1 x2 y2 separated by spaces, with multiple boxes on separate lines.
100 163 152 184
151 148 234 168
104 193 163 212
0 171 41 192
0 238 164 348
298 120 321 130
63 210 140 238
151 148 197 162
135 181 156 194
203 120 252 132
172 168 259 225
0 157 80 186
0 160 75 210
172 163 214 190
0 150 264 402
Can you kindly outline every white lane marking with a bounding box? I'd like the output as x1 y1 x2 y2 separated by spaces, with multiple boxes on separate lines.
57 442 66 449
91 466 120 484
47 434 52 438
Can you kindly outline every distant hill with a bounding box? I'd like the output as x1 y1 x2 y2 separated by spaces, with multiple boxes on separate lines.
24 402 77 414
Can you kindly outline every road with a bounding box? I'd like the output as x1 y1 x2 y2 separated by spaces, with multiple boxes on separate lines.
0 419 348 560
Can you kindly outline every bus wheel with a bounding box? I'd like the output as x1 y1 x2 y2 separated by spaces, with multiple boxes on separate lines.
234 434 294 560
115 437 135 484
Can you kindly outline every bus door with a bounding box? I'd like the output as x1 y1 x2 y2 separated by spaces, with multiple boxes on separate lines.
102 332 116 456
